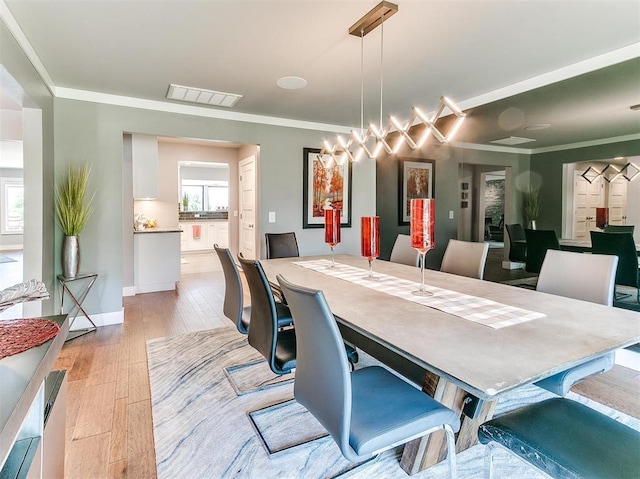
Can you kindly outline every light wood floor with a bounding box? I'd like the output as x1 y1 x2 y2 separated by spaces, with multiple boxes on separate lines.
54 254 640 478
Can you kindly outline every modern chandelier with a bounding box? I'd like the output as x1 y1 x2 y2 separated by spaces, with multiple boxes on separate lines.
581 159 640 183
318 1 466 167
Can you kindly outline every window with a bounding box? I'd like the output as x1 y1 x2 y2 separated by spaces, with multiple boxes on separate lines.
1 177 24 234
181 180 228 212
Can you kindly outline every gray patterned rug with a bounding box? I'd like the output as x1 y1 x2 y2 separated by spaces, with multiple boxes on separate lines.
147 327 639 479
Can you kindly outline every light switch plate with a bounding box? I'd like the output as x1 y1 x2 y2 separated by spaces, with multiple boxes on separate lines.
449 210 454 219
268 211 276 223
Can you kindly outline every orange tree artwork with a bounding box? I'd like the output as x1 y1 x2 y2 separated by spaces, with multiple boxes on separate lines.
313 160 344 218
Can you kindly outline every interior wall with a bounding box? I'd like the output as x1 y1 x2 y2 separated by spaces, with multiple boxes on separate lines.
53 98 375 317
377 145 529 268
530 139 640 234
1 21 55 315
0 167 23 248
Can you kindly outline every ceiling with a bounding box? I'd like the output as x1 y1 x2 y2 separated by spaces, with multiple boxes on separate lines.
2 0 640 153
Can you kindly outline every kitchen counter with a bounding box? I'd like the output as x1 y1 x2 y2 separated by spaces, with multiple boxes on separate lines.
1 314 69 470
134 231 180 293
134 228 181 234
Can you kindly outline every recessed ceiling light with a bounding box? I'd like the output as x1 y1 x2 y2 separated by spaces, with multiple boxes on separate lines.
276 76 307 90
490 136 536 146
166 84 242 108
524 123 551 131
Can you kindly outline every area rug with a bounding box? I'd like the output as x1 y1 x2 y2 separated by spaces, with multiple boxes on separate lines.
147 327 640 479
0 255 17 264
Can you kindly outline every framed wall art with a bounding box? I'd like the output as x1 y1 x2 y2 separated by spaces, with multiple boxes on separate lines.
398 158 435 226
302 148 352 229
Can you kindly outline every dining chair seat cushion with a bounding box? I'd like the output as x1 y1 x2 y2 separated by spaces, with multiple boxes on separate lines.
534 352 614 397
349 366 460 456
273 327 297 372
478 398 640 479
275 303 294 328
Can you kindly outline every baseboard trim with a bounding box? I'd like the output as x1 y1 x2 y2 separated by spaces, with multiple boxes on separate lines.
69 308 124 330
122 286 136 297
135 282 177 294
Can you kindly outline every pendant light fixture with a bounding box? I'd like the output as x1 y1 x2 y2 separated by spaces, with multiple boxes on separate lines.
318 1 466 166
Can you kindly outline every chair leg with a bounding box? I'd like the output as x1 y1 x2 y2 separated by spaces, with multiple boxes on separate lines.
485 442 495 479
444 424 458 479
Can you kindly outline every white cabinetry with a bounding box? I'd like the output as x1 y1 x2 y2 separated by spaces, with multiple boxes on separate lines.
134 232 180 293
132 134 158 199
180 221 228 251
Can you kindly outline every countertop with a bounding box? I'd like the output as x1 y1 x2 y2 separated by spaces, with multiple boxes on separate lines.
134 228 181 234
0 314 69 467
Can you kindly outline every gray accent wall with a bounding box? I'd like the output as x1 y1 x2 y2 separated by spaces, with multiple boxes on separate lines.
376 145 530 268
53 99 375 317
530 139 640 233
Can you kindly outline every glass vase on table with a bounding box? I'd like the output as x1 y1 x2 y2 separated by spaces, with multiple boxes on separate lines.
324 208 341 267
410 198 435 296
361 216 380 280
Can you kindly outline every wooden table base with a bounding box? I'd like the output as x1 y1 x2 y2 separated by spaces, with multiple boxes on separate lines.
400 372 497 475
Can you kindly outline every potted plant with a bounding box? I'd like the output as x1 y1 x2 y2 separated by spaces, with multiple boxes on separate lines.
55 164 94 278
523 187 540 229
182 193 189 212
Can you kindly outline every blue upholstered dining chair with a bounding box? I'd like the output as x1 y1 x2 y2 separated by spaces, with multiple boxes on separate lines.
277 274 460 476
440 239 490 280
533 249 618 396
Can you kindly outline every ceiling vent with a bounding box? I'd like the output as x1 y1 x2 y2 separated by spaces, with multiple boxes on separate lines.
166 84 242 108
489 136 537 146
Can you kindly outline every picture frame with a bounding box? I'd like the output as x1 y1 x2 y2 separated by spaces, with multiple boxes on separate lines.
302 147 352 229
398 158 435 225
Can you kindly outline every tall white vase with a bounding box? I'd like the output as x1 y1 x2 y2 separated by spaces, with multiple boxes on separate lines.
62 235 80 278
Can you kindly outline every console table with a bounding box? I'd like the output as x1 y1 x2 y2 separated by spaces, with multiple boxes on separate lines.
57 273 98 341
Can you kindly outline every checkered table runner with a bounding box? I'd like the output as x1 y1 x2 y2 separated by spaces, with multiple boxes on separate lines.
293 259 545 329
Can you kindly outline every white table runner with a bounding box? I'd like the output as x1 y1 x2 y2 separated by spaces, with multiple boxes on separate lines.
293 259 545 329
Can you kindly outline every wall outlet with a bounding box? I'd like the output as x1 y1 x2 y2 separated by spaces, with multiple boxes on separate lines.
449 210 454 219
268 211 276 223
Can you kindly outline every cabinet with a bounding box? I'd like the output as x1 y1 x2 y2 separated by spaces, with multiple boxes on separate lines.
132 134 158 199
180 221 228 251
134 231 180 293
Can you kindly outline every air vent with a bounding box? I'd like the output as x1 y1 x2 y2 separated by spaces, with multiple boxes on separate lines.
166 84 242 108
489 136 537 146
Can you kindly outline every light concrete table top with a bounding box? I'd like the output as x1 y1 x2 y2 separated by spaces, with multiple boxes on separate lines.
262 255 640 400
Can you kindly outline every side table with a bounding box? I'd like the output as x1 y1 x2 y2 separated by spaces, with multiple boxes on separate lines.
57 273 98 341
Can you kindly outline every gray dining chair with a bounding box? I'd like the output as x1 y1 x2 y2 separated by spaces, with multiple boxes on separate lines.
389 234 420 267
505 223 527 263
265 232 300 259
603 224 635 234
238 256 296 375
276 274 460 475
533 249 618 396
440 239 489 280
214 244 250 334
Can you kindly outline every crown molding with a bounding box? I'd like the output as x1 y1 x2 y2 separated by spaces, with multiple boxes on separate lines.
0 0 56 96
55 87 353 134
529 133 640 155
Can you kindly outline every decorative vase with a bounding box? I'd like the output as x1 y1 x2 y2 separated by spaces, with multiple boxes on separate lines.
360 216 380 279
410 198 435 296
62 235 80 278
324 208 341 267
529 220 537 230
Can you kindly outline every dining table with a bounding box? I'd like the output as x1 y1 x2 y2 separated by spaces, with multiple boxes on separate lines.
559 237 640 255
260 254 640 475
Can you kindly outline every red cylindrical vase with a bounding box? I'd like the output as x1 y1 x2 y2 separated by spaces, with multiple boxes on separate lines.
410 198 435 254
361 216 380 259
324 209 341 246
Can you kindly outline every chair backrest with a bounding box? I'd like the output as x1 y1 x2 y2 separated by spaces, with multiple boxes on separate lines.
537 249 618 305
603 225 635 234
389 234 420 267
505 223 527 262
214 244 248 334
440 239 490 280
524 229 560 274
265 232 300 259
590 231 639 288
506 223 525 242
238 256 279 372
276 275 352 458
